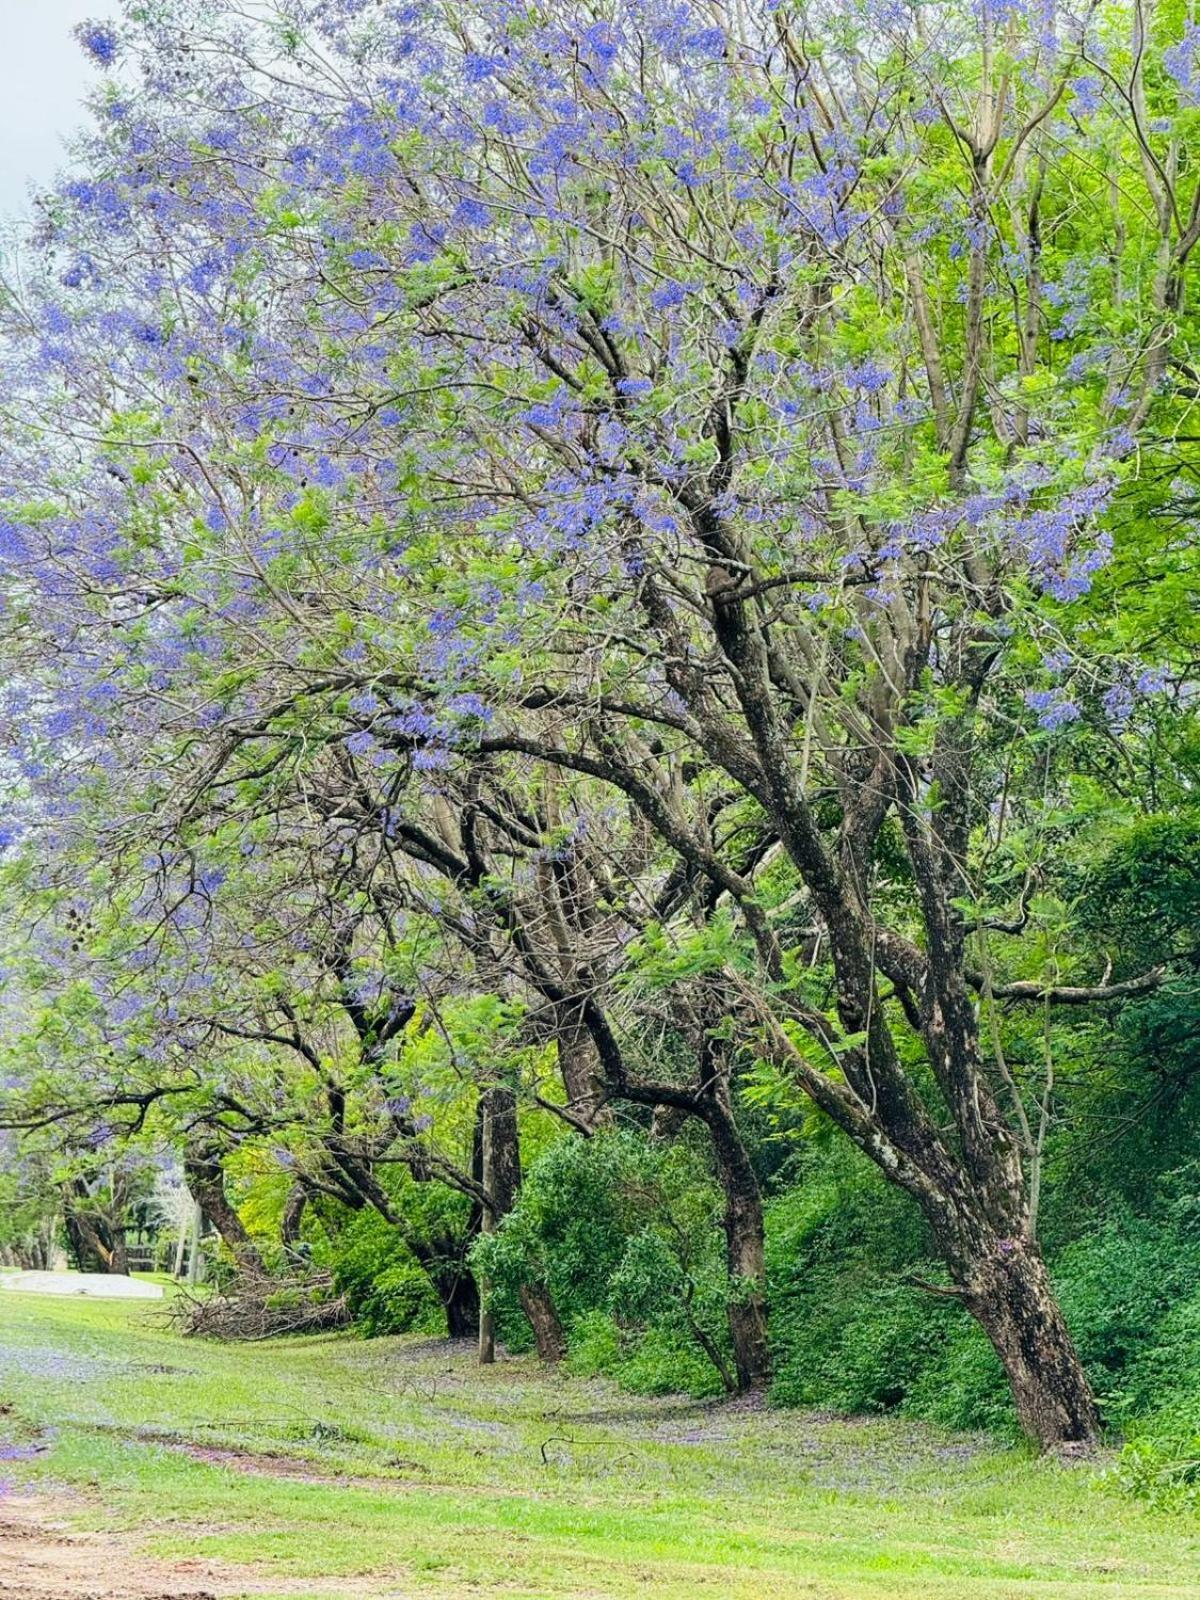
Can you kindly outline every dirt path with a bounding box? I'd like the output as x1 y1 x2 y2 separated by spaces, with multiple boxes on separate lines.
0 1490 386 1600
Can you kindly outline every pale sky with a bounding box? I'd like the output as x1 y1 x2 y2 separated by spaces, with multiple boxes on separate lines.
0 0 117 220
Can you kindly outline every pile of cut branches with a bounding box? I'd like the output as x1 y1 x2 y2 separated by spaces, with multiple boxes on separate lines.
171 1270 350 1341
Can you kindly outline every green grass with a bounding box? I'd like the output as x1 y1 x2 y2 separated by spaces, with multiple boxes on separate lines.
1 1291 1198 1598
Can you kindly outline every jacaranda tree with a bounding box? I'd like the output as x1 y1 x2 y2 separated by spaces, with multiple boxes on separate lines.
1 0 1199 1445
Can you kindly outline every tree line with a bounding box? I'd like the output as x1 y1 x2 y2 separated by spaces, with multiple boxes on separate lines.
0 0 1198 1452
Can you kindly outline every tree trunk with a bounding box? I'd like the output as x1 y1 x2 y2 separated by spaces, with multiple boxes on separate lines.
477 1085 521 1363
106 1219 130 1275
280 1181 308 1257
439 1265 481 1338
703 1095 771 1391
519 1283 568 1362
477 1081 566 1362
63 1194 105 1272
183 1145 267 1277
958 1237 1100 1450
555 1012 610 1129
63 1179 126 1273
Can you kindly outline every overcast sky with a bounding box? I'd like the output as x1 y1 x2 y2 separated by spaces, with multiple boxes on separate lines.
0 1 115 220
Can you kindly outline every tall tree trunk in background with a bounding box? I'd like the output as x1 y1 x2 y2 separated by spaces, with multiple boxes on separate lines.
106 1215 130 1275
555 1009 611 1130
104 1168 130 1274
477 1083 566 1363
63 1185 106 1272
702 1091 770 1392
183 1145 267 1277
474 1088 498 1362
477 1084 520 1363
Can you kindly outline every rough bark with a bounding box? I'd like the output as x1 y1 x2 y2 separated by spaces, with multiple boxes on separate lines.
107 1220 130 1276
956 1237 1101 1450
555 1013 611 1129
63 1179 128 1274
63 1194 108 1273
704 1095 770 1391
183 1145 268 1277
476 1086 513 1364
477 1082 566 1362
519 1284 568 1362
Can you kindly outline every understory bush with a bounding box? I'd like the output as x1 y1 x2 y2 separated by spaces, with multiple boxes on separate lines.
767 1140 1200 1441
327 1209 444 1339
476 1129 736 1396
765 1143 1009 1430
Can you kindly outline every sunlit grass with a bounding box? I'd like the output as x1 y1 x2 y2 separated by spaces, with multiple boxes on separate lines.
1 1291 1197 1598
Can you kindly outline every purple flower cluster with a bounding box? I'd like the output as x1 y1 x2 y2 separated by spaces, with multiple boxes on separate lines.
1025 688 1080 731
75 21 119 67
1164 25 1200 106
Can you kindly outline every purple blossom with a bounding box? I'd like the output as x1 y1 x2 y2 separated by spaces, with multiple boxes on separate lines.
1102 683 1134 725
453 197 491 229
1164 25 1200 106
649 280 691 312
463 52 502 82
446 691 493 723
75 21 120 67
1025 689 1080 731
1071 76 1102 114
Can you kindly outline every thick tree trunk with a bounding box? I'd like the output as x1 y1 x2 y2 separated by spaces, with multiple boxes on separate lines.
519 1284 568 1362
183 1146 267 1277
63 1196 106 1272
958 1237 1100 1450
63 1179 127 1273
439 1266 481 1338
106 1221 130 1276
555 1012 611 1129
403 1231 482 1337
477 1082 566 1362
704 1096 771 1391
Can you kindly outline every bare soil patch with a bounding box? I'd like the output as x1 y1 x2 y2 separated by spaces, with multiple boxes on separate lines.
176 1440 379 1484
0 1490 383 1599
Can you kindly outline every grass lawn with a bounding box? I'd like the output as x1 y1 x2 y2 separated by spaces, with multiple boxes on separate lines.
0 1288 1197 1598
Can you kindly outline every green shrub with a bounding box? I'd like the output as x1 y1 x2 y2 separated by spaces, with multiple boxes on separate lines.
476 1129 736 1395
1054 1213 1196 1410
329 1210 443 1338
1111 1433 1200 1514
615 1323 729 1399
903 1319 1011 1434
766 1144 952 1416
1118 1289 1200 1424
564 1310 624 1379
